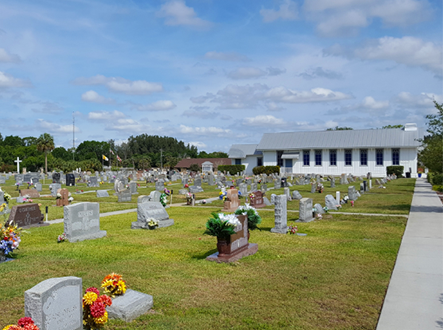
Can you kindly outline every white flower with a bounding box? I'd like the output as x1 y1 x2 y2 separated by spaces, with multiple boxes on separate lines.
68 197 74 201
219 213 241 226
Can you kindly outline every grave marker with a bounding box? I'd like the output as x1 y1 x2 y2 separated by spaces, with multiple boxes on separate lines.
64 202 106 242
8 204 47 229
271 195 288 234
118 189 132 202
132 201 174 229
298 198 314 222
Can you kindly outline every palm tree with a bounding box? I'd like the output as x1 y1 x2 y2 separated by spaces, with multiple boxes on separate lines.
36 133 55 174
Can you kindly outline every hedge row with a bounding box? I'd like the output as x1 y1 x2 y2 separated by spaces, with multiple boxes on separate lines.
428 172 443 186
217 165 245 174
386 165 404 177
252 166 280 175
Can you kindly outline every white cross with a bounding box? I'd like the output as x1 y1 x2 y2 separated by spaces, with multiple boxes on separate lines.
14 157 22 174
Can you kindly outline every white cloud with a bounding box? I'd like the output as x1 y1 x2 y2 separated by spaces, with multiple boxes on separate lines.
72 74 163 95
304 0 431 37
204 51 250 62
181 109 219 119
227 67 267 80
81 90 115 104
106 118 145 132
396 92 443 108
135 100 176 111
190 93 214 104
88 110 126 120
361 96 389 109
298 67 343 80
187 141 207 148
264 87 351 103
179 125 231 136
243 115 286 127
37 119 80 134
265 102 285 111
260 0 298 22
266 67 286 76
325 96 390 116
157 0 212 28
0 71 31 88
0 48 21 63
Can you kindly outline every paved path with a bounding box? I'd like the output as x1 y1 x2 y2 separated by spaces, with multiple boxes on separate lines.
377 178 443 330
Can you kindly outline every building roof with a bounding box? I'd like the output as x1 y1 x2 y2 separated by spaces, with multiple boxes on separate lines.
257 127 422 150
228 144 262 158
174 158 231 169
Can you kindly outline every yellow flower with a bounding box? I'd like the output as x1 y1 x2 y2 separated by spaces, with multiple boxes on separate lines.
117 281 126 294
3 325 16 330
94 311 108 325
83 291 98 305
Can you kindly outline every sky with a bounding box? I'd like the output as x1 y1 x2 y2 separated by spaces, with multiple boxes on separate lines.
0 0 441 152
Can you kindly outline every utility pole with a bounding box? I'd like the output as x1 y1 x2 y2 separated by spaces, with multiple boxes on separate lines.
73 111 75 161
160 148 163 170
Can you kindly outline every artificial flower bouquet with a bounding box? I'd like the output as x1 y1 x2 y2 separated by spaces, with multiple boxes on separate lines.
82 287 112 329
218 191 227 201
235 204 262 231
160 193 168 207
0 220 21 257
4 193 11 204
57 233 67 243
147 218 159 229
204 212 240 240
288 224 298 235
2 317 40 330
101 273 127 297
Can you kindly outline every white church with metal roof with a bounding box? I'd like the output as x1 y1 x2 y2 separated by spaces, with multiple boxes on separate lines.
228 124 422 177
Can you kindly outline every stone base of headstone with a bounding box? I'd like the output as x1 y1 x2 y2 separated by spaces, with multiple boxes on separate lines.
296 217 314 223
68 230 107 243
131 219 174 229
206 243 258 263
107 289 153 322
270 226 288 234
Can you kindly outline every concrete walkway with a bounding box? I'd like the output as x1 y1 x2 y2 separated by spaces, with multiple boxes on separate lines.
377 178 443 330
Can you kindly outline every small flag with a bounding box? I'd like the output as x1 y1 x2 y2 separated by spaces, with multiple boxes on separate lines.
117 155 122 162
102 155 109 161
110 149 115 155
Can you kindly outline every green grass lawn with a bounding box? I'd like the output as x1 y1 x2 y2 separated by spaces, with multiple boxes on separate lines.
1 203 408 329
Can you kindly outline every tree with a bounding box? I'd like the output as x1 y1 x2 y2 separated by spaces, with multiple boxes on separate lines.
36 133 55 174
382 125 404 129
52 147 72 160
326 126 353 131
419 101 443 174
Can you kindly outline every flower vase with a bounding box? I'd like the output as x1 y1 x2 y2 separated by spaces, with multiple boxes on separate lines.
216 237 231 257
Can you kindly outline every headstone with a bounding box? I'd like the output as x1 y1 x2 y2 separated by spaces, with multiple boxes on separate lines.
50 183 61 197
221 188 239 212
364 180 369 192
261 183 267 192
178 189 188 195
284 187 291 201
263 197 272 206
52 172 61 184
96 190 109 198
149 190 161 203
360 182 365 194
239 183 247 197
66 174 75 186
20 189 40 198
292 190 302 200
310 183 316 193
155 180 165 192
271 195 288 234
118 189 132 202
129 181 138 195
336 191 340 204
64 202 106 242
107 289 154 322
298 198 314 222
0 176 5 184
348 186 358 201
325 195 338 210
31 177 40 184
274 179 281 189
24 276 83 330
8 204 47 229
281 177 288 187
208 174 215 186
132 201 174 229
330 178 335 188
114 179 124 193
369 179 372 189
314 203 325 214
88 176 99 187
35 182 43 192
56 188 69 207
249 190 266 208
250 183 257 192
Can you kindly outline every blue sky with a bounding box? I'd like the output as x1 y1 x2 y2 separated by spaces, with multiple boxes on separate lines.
0 0 441 152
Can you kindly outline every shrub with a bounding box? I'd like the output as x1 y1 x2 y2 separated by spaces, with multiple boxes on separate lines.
252 166 280 175
387 165 404 177
217 165 245 174
431 173 443 186
189 163 200 172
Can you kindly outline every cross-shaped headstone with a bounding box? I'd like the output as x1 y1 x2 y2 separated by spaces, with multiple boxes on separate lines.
14 157 22 174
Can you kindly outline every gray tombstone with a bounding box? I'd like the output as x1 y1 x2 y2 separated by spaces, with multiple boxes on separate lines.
274 179 281 189
0 176 5 184
330 178 335 188
348 186 358 201
208 174 215 186
64 202 106 242
149 190 161 203
292 190 302 200
107 289 154 322
325 195 338 210
129 181 138 195
360 182 365 194
369 179 372 189
88 176 99 187
263 197 272 206
35 182 43 192
132 201 174 229
239 183 247 197
50 183 61 197
155 180 165 192
284 187 291 201
114 179 124 194
178 189 188 195
314 203 325 214
118 189 132 202
96 190 109 198
250 183 257 192
25 276 83 330
299 198 314 222
364 180 369 192
271 195 288 234
310 183 316 193
261 183 267 193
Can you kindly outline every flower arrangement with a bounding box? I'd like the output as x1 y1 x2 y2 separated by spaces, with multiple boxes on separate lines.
323 206 329 213
0 203 7 213
23 198 33 203
163 188 171 195
0 220 21 256
288 224 298 234
2 317 40 330
56 193 61 200
100 181 104 185
248 192 255 202
160 193 168 207
4 193 11 204
147 218 159 229
57 233 67 243
235 204 262 231
218 191 227 201
82 287 112 329
101 273 127 297
204 212 240 240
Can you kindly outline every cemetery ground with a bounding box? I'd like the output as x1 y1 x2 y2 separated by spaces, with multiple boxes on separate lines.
0 178 414 329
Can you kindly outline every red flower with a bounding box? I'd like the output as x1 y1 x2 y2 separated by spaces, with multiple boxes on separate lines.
86 287 100 295
18 317 34 327
90 301 106 318
97 294 112 307
23 325 39 330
